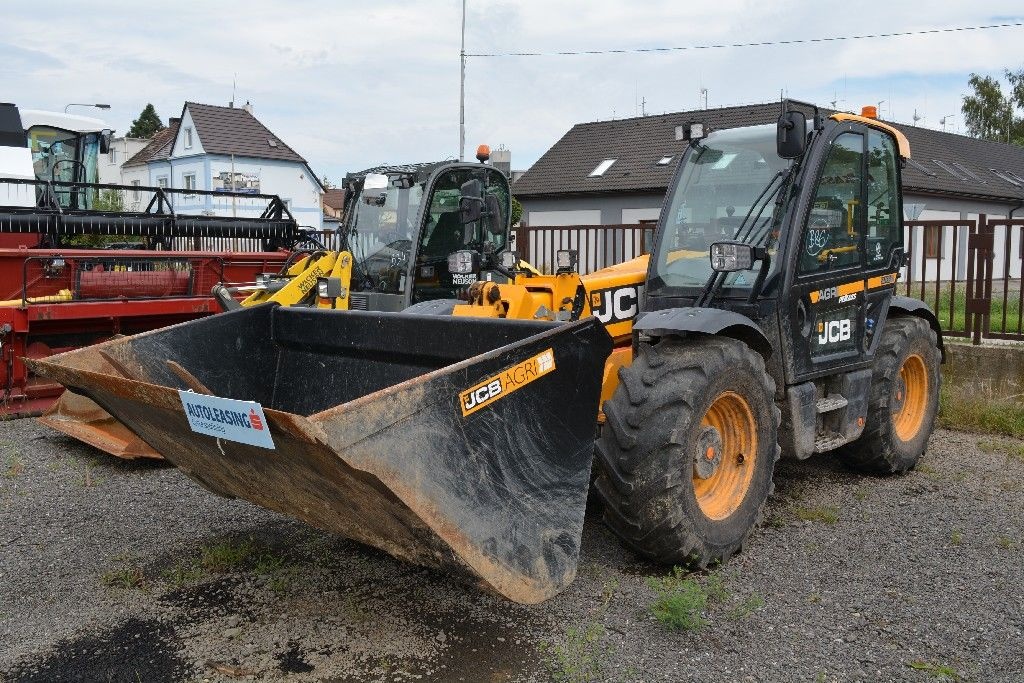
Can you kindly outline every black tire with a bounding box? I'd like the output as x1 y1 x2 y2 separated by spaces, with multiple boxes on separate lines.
838 316 940 474
594 337 781 567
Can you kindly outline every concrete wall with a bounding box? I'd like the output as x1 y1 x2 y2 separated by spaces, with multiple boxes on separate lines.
943 342 1024 402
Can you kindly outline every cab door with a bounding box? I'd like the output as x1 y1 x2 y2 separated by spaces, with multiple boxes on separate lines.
787 126 871 380
786 123 906 381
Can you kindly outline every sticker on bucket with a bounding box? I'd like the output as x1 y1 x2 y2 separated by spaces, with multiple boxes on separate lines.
459 348 556 417
178 390 276 449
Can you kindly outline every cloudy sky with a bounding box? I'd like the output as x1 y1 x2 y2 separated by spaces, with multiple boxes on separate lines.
3 2 1022 182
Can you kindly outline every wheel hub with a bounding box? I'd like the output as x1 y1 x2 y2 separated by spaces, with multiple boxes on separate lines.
892 376 907 413
694 426 724 480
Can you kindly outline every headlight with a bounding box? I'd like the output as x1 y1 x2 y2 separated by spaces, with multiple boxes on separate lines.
709 242 754 272
499 251 518 270
317 276 345 299
555 249 578 273
255 273 273 288
447 250 478 275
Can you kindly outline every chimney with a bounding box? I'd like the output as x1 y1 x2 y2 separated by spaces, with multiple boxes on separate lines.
243 101 253 115
169 117 181 127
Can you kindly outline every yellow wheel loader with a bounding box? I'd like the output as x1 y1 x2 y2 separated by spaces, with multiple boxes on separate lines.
32 102 943 602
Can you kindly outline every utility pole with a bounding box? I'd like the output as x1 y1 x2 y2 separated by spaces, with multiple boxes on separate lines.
459 0 466 161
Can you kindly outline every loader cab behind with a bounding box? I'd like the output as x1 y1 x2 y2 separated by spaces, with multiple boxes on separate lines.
342 160 511 311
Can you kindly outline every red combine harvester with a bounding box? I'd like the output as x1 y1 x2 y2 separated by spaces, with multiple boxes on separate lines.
0 103 300 417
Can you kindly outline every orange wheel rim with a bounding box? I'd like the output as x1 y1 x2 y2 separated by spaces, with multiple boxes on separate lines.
893 353 928 442
693 391 757 521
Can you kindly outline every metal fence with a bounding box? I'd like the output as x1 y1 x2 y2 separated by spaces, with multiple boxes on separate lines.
518 218 1024 344
513 223 656 275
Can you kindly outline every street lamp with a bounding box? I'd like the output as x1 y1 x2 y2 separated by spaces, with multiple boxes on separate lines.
64 103 111 113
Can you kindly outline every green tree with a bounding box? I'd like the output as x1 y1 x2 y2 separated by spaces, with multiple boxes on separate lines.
511 196 523 226
961 70 1024 145
127 103 166 139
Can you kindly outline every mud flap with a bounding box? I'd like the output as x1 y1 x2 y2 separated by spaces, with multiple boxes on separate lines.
29 305 612 603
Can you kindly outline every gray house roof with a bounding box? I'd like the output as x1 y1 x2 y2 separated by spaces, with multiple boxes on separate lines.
183 102 307 164
122 120 179 168
513 102 1024 204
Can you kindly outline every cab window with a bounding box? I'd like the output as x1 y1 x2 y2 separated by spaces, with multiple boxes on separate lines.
866 130 901 267
800 132 864 274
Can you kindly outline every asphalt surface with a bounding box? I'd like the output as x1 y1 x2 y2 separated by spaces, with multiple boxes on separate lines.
1 419 1022 682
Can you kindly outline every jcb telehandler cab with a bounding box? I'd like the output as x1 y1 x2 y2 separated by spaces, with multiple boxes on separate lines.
33 102 942 602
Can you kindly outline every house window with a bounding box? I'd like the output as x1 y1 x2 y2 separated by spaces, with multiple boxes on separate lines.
131 179 141 200
157 176 168 189
924 226 942 259
109 149 117 164
589 159 617 177
184 127 193 149
183 173 196 195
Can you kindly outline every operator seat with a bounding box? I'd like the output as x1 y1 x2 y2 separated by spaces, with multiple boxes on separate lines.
423 211 465 261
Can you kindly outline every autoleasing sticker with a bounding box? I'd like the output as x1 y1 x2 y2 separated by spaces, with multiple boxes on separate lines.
178 390 275 449
459 348 556 417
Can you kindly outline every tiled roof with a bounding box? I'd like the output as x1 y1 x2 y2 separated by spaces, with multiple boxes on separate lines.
183 102 307 164
323 188 347 210
512 102 1024 204
122 121 179 168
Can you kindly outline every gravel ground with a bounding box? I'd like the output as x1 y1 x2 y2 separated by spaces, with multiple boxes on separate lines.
1 419 1022 682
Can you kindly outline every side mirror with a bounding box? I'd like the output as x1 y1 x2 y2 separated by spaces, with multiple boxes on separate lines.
484 194 504 235
99 129 113 155
777 110 807 159
709 241 757 272
459 179 484 224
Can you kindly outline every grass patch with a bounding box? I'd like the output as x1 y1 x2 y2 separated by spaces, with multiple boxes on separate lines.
793 505 839 524
729 593 766 619
199 539 254 572
939 386 1024 439
542 622 607 683
646 567 723 631
996 536 1013 550
950 530 963 546
907 659 960 680
161 561 205 587
101 564 145 590
977 437 1024 462
3 454 23 478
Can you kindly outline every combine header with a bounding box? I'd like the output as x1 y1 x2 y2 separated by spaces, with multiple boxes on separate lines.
0 102 305 418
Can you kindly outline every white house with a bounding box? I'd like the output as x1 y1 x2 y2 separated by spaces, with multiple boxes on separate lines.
121 102 324 229
97 135 149 184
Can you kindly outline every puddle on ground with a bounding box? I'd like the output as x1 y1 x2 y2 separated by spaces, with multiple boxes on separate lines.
3 617 188 683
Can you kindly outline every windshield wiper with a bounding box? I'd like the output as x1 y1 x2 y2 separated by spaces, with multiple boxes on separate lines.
694 169 789 308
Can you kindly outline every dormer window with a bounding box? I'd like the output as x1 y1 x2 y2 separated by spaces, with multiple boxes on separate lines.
656 155 674 166
589 159 617 177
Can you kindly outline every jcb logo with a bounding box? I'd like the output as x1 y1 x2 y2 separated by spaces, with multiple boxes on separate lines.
459 349 556 417
817 319 852 345
591 286 640 325
463 379 503 412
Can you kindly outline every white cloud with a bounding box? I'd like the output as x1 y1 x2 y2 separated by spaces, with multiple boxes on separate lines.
4 1 1023 181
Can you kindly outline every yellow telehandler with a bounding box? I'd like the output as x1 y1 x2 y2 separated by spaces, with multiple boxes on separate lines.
32 102 942 602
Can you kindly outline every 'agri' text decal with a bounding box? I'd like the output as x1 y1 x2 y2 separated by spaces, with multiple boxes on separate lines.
459 348 556 417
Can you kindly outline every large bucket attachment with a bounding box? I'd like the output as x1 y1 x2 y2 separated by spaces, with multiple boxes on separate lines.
29 306 612 603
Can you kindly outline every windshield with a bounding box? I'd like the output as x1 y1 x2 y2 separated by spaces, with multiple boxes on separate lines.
27 126 100 208
652 124 793 292
349 174 425 293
